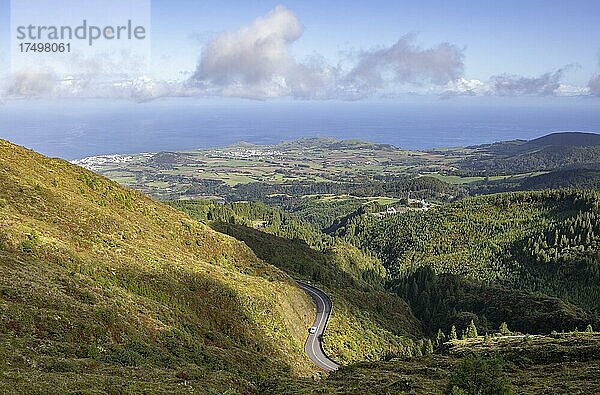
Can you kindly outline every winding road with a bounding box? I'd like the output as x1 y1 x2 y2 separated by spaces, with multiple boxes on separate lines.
297 281 340 372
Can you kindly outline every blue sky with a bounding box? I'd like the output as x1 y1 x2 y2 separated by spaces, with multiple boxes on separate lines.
1 0 600 100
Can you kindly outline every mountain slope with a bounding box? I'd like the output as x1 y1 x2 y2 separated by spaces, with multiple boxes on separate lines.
524 132 600 149
0 140 317 393
460 132 600 175
210 222 423 363
166 200 424 364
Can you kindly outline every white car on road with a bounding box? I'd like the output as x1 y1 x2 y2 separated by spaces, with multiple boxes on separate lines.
309 326 317 334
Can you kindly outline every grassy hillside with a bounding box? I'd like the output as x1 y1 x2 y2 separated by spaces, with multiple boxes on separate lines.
0 140 318 393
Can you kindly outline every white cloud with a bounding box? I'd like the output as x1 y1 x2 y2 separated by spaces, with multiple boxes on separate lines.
345 35 465 96
0 71 185 103
589 74 600 96
119 77 182 102
5 70 58 97
442 78 491 97
556 83 590 96
189 7 466 100
189 5 343 99
1 6 597 101
440 67 590 98
193 5 303 86
490 69 565 96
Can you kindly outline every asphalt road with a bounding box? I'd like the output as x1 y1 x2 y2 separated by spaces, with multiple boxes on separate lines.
297 281 340 372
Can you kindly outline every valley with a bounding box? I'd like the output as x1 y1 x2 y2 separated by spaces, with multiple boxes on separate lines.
4 1 600 393
2 132 600 394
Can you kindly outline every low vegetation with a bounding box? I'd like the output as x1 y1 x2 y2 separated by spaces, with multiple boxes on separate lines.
263 331 600 394
170 201 425 364
0 140 317 393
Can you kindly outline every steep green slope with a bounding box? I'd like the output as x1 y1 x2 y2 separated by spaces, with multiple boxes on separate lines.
0 140 317 393
168 200 424 364
208 223 423 364
167 200 387 289
168 200 337 250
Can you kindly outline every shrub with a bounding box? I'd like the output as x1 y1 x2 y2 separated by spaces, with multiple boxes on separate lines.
446 355 514 395
176 371 189 381
44 359 81 373
450 325 458 340
19 232 39 254
466 320 478 338
424 339 434 355
436 329 446 347
19 240 35 254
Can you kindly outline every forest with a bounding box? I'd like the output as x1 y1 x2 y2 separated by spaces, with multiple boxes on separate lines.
329 190 600 333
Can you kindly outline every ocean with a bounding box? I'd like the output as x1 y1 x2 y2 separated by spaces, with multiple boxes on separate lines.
1 97 600 160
